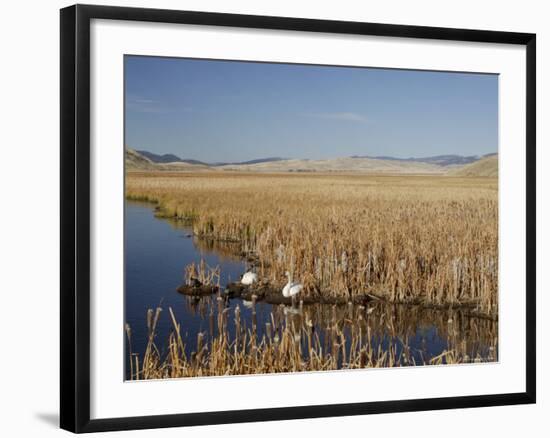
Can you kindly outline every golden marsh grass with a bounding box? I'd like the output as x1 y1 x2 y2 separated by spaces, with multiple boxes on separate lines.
126 171 498 317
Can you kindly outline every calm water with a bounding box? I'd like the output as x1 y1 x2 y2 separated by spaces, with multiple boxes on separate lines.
125 201 497 379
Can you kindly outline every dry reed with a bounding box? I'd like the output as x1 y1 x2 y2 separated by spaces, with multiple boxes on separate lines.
127 172 498 317
126 301 497 379
184 259 220 287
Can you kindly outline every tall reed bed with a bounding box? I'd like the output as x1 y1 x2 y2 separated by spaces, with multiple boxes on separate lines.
126 172 498 316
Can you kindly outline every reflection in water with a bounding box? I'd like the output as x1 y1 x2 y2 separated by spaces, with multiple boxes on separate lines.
179 296 497 364
125 201 498 379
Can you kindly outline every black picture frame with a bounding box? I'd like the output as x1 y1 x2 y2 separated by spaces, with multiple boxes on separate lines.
60 4 536 433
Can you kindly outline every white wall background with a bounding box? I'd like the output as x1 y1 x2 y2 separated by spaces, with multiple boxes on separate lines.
0 0 546 435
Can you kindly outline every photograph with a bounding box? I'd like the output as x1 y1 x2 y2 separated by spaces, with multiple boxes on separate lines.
124 55 499 381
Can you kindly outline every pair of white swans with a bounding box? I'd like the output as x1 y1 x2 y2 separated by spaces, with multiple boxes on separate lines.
240 270 303 299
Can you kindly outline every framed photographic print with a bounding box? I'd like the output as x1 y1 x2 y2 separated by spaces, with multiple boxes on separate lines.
60 4 536 433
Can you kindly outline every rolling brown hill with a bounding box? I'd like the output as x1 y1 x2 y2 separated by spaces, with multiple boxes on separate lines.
126 148 498 176
219 156 446 174
125 148 209 171
125 148 157 170
450 155 498 177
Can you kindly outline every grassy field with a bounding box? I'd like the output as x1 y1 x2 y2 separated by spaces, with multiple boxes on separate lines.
126 171 498 317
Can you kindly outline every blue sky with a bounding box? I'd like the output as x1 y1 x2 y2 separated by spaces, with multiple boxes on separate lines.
125 56 498 162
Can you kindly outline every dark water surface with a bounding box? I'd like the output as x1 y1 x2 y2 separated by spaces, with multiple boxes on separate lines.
124 201 497 379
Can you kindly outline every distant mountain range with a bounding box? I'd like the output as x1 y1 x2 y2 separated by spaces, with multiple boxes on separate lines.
137 150 286 167
139 149 496 168
127 148 497 176
350 153 496 167
137 150 209 166
217 157 287 166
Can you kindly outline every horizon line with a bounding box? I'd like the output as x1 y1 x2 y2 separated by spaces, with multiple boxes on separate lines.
128 147 498 164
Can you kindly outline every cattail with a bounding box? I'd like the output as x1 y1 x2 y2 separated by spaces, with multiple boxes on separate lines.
126 170 498 377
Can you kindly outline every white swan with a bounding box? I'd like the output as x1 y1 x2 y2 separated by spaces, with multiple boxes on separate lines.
241 271 258 285
282 271 303 298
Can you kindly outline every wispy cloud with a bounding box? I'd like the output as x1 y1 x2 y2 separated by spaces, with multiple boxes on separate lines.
302 112 369 123
126 96 166 114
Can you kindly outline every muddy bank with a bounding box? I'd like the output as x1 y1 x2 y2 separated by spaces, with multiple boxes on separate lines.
364 292 498 321
178 281 497 320
177 284 219 296
224 282 377 306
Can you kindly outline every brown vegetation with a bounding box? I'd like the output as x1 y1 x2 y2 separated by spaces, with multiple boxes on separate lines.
126 301 497 379
177 260 221 296
126 172 498 317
